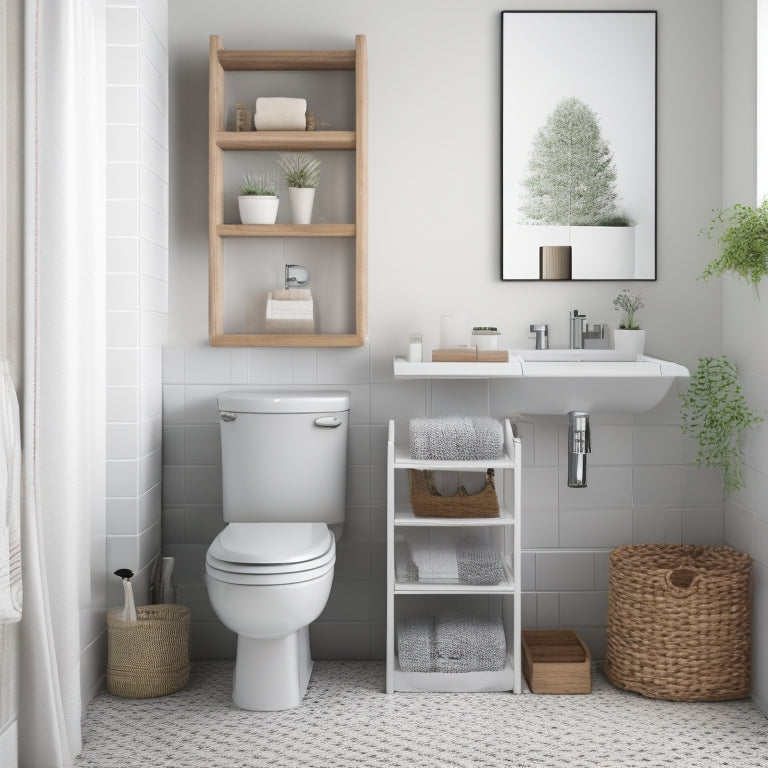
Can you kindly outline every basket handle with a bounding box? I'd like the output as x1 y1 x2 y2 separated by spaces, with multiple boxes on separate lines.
664 568 699 593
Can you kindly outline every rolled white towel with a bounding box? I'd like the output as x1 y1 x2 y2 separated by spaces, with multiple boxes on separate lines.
254 97 307 131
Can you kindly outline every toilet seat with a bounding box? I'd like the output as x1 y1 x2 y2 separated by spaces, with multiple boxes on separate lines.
206 522 335 586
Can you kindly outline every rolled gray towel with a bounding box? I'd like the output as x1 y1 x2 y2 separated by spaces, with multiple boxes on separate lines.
409 417 503 461
397 617 435 672
434 614 507 673
456 536 504 586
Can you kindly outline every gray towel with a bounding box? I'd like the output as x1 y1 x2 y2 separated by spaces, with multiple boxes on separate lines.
394 540 418 583
409 417 504 461
456 536 504 586
397 618 435 672
434 614 507 673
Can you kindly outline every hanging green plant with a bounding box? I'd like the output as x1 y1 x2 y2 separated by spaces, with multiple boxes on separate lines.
679 356 763 493
699 199 768 296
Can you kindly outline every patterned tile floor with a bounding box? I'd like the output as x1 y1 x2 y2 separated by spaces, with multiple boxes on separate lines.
75 661 768 768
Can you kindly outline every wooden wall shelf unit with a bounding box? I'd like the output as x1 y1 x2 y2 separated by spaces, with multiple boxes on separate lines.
208 35 368 347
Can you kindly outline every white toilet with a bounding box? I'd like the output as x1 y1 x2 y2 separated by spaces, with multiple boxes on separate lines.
205 390 350 711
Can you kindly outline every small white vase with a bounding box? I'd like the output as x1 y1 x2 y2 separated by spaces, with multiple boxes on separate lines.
288 187 316 225
613 328 646 358
238 195 279 225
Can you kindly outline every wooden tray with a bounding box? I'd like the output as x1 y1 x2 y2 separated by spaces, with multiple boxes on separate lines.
522 629 591 694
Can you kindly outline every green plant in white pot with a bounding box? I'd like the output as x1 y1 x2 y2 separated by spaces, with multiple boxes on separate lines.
612 289 645 357
238 171 279 225
277 152 321 225
680 356 763 493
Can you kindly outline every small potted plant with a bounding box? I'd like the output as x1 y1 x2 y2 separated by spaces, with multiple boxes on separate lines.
238 171 279 225
277 152 321 225
612 289 645 357
699 199 768 297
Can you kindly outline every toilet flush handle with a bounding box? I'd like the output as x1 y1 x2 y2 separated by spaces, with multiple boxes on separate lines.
219 411 237 422
314 416 343 428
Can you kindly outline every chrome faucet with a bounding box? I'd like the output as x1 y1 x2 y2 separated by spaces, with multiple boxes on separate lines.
569 310 586 349
529 324 549 350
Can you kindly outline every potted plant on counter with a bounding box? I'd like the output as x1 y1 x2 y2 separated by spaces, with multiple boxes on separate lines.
238 171 279 225
612 289 645 357
699 199 768 297
277 152 321 225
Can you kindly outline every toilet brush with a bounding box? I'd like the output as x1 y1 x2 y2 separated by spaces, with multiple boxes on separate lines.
114 568 137 623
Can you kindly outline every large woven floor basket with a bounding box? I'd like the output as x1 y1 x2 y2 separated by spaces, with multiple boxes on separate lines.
107 604 191 698
605 544 752 701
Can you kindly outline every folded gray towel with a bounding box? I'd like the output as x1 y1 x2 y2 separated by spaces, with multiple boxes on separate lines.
456 536 504 586
397 618 435 672
409 417 503 461
434 614 507 673
394 540 418 583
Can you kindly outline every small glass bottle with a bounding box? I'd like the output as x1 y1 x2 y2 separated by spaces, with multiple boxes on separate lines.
408 333 423 362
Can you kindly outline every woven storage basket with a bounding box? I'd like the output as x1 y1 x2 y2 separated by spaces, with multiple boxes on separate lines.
107 604 191 698
605 544 752 701
408 469 499 518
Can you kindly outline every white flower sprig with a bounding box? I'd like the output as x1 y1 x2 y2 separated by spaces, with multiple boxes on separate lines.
613 289 644 329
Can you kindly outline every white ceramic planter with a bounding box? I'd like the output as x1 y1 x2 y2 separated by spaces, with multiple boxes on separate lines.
238 195 279 225
613 328 646 358
287 187 316 225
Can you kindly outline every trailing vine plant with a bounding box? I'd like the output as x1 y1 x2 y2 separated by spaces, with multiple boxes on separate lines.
679 356 763 493
699 200 768 296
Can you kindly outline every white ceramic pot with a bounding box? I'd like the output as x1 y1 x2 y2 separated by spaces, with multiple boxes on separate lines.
288 187 316 225
238 195 279 225
613 328 646 358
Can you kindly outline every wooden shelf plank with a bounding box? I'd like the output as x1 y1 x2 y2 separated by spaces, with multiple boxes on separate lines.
217 223 355 238
215 131 356 151
218 49 356 71
210 333 364 348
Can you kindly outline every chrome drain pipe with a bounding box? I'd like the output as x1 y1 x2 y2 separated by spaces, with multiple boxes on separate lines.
568 411 591 488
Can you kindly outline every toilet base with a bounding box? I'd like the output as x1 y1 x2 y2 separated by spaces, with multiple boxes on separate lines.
232 625 313 711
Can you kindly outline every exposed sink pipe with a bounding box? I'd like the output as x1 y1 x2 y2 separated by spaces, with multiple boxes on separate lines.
568 411 591 487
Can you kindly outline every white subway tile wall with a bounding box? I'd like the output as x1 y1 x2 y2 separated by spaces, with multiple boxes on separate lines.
161 351 722 661
106 0 168 608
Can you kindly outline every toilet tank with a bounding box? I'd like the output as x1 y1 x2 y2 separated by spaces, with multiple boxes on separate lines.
217 390 350 524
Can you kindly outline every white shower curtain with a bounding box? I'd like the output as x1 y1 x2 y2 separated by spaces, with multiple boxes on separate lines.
20 1 106 766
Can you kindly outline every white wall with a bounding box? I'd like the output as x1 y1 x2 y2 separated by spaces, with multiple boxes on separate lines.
722 0 768 716
105 0 169 609
164 0 730 662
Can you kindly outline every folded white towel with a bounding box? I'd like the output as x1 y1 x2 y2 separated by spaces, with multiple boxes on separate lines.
0 359 22 624
265 290 315 333
266 291 314 319
254 97 307 131
409 531 459 581
271 288 312 301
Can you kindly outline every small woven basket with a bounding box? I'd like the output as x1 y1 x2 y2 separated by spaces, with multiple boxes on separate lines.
605 544 752 701
107 604 191 698
408 469 499 518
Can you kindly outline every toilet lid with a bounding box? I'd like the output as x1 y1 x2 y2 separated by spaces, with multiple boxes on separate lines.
209 523 334 567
